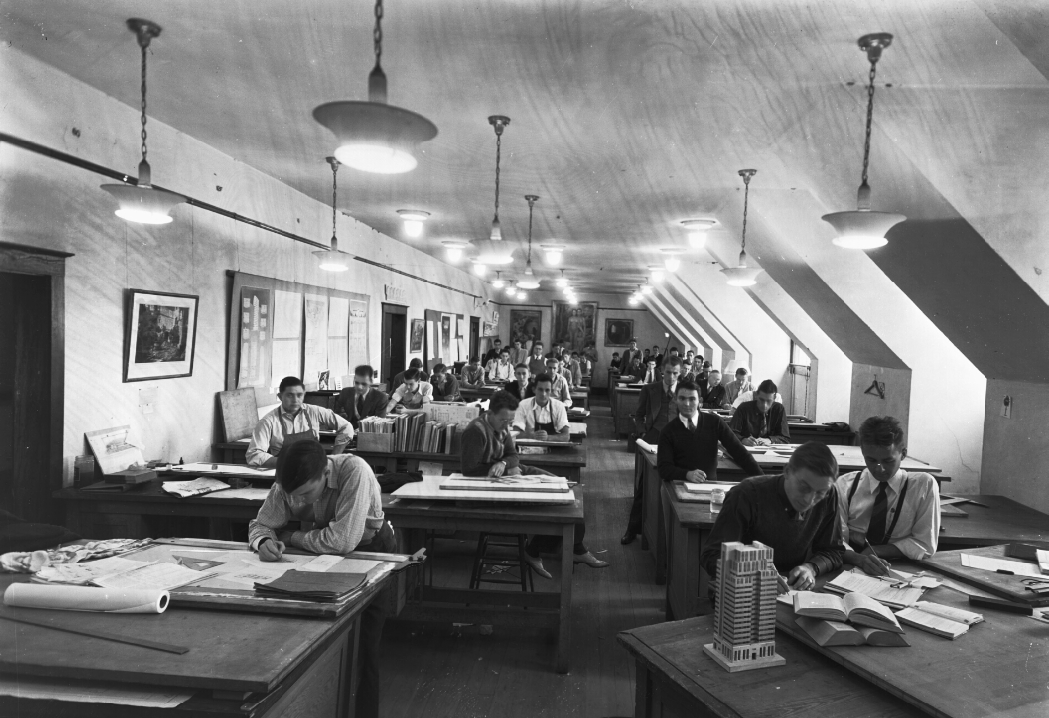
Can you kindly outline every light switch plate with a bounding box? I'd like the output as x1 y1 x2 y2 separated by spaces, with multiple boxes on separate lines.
1001 395 1012 419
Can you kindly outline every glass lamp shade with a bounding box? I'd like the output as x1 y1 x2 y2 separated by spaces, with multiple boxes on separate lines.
505 285 517 297
567 296 578 305
517 291 528 301
442 241 470 263
640 284 652 295
313 101 438 174
472 262 487 277
471 239 515 265
664 257 682 272
650 268 665 283
556 275 568 288
561 285 572 295
398 210 429 238
101 183 185 225
517 279 540 290
313 247 351 272
628 295 640 305
688 231 707 249
490 218 502 240
541 244 566 266
720 250 762 286
822 209 905 249
492 277 505 288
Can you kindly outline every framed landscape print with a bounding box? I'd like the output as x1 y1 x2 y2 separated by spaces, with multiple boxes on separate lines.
410 318 425 352
604 318 634 346
124 289 199 382
509 309 542 349
552 300 597 352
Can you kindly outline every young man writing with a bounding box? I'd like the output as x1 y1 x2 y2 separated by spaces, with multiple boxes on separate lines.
836 416 940 576
461 356 486 388
729 379 791 445
512 373 571 442
700 442 845 593
725 367 752 406
334 365 388 429
386 367 433 413
459 391 608 576
249 440 392 718
430 363 461 402
247 376 354 468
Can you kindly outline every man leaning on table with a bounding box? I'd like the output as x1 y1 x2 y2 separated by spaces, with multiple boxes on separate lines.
729 379 790 446
246 376 354 468
333 364 388 429
836 415 940 576
248 439 393 718
512 373 571 442
700 441 845 593
459 390 608 575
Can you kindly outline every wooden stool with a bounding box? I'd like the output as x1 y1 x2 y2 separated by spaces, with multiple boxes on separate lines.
469 533 534 592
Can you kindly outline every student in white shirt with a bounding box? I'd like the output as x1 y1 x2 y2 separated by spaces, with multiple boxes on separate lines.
385 367 433 414
543 356 574 407
836 415 940 576
512 373 571 442
247 376 354 467
486 349 513 382
731 387 782 408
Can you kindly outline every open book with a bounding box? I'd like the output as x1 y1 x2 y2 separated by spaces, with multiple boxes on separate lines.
895 603 982 639
824 570 925 609
796 616 909 647
793 591 904 633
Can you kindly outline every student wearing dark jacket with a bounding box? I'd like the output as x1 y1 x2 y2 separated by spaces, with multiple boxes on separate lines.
334 365 388 429
729 379 791 445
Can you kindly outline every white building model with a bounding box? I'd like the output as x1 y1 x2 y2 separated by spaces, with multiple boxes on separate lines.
703 540 786 672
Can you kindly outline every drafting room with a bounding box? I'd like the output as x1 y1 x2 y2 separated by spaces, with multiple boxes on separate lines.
1 1 1048 717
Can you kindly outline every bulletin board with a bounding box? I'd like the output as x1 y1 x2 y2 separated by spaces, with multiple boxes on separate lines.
226 272 370 398
423 308 464 370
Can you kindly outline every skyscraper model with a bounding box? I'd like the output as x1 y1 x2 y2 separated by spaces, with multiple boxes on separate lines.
704 541 786 672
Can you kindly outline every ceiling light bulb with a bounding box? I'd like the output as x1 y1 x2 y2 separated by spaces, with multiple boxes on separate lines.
629 295 639 306
397 210 429 238
442 240 469 263
641 284 652 295
562 285 572 295
517 291 527 301
650 267 665 283
313 236 351 272
567 296 578 305
492 273 505 288
664 257 682 273
517 279 540 290
556 273 568 288
506 285 517 297
688 231 707 249
472 261 487 277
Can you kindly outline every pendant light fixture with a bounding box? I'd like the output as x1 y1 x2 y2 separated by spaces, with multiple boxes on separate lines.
313 157 352 272
470 116 515 266
556 270 569 288
515 195 542 290
541 243 566 266
471 260 487 277
441 240 469 263
640 282 653 295
661 248 685 273
100 19 185 225
821 33 905 249
649 266 666 283
312 0 437 174
397 209 429 238
721 169 762 286
492 271 506 289
681 219 716 249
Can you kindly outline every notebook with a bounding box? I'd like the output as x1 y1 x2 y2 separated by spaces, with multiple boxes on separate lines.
796 616 909 647
824 571 924 608
254 570 367 602
793 591 903 633
895 606 970 639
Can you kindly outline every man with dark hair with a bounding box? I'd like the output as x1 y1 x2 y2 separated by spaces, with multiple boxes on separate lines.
696 360 712 390
334 364 388 429
836 416 940 576
390 357 427 394
730 379 790 446
657 379 763 483
482 338 503 367
461 390 607 575
247 376 354 467
567 351 585 387
430 363 461 401
528 341 547 377
504 363 535 401
701 442 844 593
461 356 486 388
543 355 574 407
513 373 570 442
508 339 528 366
486 348 513 382
609 352 622 371
701 369 729 409
641 356 660 384
386 367 433 414
725 366 752 406
621 355 682 544
620 339 642 373
248 439 391 718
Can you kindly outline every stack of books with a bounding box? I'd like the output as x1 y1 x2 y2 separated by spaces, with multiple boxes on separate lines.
792 591 909 647
254 570 367 602
359 414 462 455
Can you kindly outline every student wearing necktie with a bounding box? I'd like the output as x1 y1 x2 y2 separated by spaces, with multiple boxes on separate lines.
836 416 940 576
729 379 791 445
334 365 389 429
641 358 660 384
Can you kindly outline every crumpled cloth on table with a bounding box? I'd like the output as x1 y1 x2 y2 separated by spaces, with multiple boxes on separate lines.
0 538 152 574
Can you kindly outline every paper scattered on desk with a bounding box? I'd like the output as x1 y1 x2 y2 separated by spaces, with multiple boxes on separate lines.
33 556 141 585
162 477 231 498
300 555 344 572
169 463 276 477
960 553 1043 577
201 487 272 501
824 571 924 608
94 561 210 591
0 676 193 708
418 461 444 476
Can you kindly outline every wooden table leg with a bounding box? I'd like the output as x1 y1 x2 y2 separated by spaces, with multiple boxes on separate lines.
634 660 653 718
556 523 574 674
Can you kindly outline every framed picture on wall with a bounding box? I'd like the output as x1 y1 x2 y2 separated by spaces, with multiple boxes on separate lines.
604 318 634 346
124 289 199 382
410 318 424 352
552 300 597 352
509 309 542 350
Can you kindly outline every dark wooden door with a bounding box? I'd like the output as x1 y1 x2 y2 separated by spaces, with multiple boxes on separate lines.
469 316 480 360
381 303 408 387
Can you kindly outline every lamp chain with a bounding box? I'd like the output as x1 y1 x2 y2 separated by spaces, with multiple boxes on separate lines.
740 173 752 252
140 40 148 163
331 161 338 243
374 0 384 69
526 196 534 263
861 56 878 186
493 130 502 223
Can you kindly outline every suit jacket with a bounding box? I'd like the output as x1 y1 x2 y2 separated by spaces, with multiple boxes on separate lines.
503 379 535 401
634 381 679 442
725 379 751 406
702 384 729 409
657 413 764 483
729 400 791 444
620 348 642 369
333 387 389 429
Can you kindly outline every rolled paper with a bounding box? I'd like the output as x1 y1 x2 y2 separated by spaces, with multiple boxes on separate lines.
4 583 169 614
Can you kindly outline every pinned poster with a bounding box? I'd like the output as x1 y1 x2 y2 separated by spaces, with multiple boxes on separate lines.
237 286 272 389
303 293 329 384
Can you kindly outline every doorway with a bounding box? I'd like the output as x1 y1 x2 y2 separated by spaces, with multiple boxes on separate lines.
381 303 408 389
469 316 480 360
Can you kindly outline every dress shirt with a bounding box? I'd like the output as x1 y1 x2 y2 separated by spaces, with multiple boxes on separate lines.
482 348 502 366
512 397 569 433
634 381 678 442
527 355 547 377
333 386 388 429
657 411 763 483
460 416 519 476
641 366 660 384
248 454 384 554
700 475 844 579
550 374 573 407
390 381 433 409
729 400 791 444
568 360 584 386
731 389 782 409
702 384 729 409
503 379 535 401
246 404 353 467
725 379 752 406
507 347 527 365
461 365 486 387
431 375 461 401
836 469 940 560
487 359 513 382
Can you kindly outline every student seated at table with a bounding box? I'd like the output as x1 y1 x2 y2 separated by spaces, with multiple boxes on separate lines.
731 385 782 408
248 440 392 718
567 352 585 387
543 356 574 407
334 364 388 429
609 352 622 371
696 360 711 389
482 338 503 367
460 390 608 575
701 369 729 409
836 416 941 576
508 339 528 366
461 356 486 388
486 348 513 382
504 363 535 401
620 339 642 370
246 376 354 468
386 367 433 414
512 373 570 443
391 358 427 394
527 342 547 377
700 442 845 593
430 363 461 402
729 379 790 446
724 367 751 406
640 356 660 384
657 380 763 484
582 342 598 368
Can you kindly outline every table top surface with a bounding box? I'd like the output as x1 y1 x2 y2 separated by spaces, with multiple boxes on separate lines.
353 445 588 467
619 614 924 718
383 489 584 523
0 572 384 694
936 495 1049 546
638 442 940 474
662 480 718 528
54 482 267 505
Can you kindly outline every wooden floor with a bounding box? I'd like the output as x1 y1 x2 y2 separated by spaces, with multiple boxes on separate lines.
379 397 663 718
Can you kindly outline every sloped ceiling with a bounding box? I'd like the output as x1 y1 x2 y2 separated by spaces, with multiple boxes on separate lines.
3 0 1048 380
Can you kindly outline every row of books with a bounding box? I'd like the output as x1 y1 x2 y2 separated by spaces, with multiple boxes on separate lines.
359 413 463 454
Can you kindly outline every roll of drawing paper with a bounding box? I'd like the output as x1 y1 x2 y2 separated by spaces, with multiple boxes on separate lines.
4 583 169 614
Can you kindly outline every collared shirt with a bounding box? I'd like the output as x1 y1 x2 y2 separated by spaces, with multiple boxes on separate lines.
550 374 573 407
246 404 353 467
461 365 486 387
528 355 547 377
729 400 791 444
487 359 513 382
658 411 762 483
732 389 782 409
725 379 751 406
460 416 520 476
248 454 384 554
512 397 569 433
836 469 940 560
390 381 433 409
508 347 528 365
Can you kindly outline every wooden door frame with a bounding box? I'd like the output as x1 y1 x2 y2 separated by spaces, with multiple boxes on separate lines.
381 303 408 383
0 242 72 511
